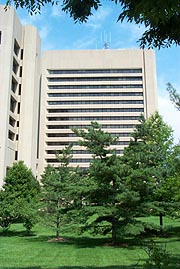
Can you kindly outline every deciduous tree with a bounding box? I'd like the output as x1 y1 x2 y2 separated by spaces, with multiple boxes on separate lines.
167 83 180 111
0 161 40 232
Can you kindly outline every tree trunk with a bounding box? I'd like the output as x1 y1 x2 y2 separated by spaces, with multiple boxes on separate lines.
56 215 60 238
159 212 163 234
56 196 60 238
111 179 117 245
112 218 117 245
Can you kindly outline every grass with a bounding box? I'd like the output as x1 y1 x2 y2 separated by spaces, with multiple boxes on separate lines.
0 217 180 269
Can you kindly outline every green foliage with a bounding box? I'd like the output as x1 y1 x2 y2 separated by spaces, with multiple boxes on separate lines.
40 144 78 238
123 112 179 228
72 121 117 158
4 0 180 48
167 83 180 111
62 0 101 23
143 240 170 268
0 191 13 231
72 122 142 244
0 161 40 232
118 0 180 48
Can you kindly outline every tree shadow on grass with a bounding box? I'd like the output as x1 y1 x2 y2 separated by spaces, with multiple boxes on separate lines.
0 229 37 237
164 225 180 237
0 263 180 269
71 236 145 249
25 234 145 250
25 231 177 249
0 265 148 269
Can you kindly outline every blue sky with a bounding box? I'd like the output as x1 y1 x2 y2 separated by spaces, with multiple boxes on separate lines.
5 2 180 141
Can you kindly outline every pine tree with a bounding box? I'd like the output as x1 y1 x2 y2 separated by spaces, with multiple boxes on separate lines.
122 112 177 231
40 144 77 239
72 122 142 244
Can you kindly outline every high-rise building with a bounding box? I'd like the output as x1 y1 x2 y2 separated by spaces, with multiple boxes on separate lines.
0 6 41 186
0 6 158 186
38 50 157 175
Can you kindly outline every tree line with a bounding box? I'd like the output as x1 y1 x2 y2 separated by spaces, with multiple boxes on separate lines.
0 111 180 244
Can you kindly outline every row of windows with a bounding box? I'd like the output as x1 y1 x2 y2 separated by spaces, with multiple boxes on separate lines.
46 149 124 155
47 115 141 121
46 158 91 163
47 108 144 113
47 132 131 137
47 124 135 129
48 92 143 97
48 100 144 105
48 69 142 74
48 84 143 90
46 153 123 164
47 76 142 82
46 140 130 146
46 150 90 154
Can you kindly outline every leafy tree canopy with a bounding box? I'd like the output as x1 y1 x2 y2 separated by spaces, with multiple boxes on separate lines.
4 0 180 48
2 161 40 199
0 161 40 232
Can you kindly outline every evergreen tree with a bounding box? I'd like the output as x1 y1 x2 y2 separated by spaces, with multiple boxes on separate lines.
40 144 77 238
123 112 177 230
0 161 40 232
72 122 142 244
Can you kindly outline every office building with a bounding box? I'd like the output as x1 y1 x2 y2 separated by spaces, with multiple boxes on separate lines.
0 6 158 186
0 6 41 186
38 50 157 175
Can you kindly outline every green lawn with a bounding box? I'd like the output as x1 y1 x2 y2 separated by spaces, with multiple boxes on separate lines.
0 217 180 269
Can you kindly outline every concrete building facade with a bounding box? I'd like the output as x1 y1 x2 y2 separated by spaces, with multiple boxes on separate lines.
0 6 158 186
0 6 41 186
38 50 157 175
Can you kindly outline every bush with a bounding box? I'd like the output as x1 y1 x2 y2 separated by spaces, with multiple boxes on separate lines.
143 240 170 268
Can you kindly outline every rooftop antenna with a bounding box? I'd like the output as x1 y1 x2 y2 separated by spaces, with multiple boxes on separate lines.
101 31 111 49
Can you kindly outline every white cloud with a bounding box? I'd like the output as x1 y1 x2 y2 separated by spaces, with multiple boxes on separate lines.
39 25 57 50
51 5 63 17
72 36 97 50
19 11 42 25
158 95 180 143
110 21 146 49
129 24 146 41
86 6 112 30
121 22 145 45
39 25 50 40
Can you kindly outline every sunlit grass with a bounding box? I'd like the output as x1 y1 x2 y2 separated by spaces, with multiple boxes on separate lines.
0 216 180 269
